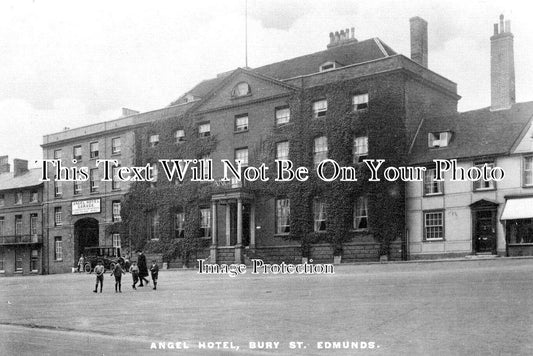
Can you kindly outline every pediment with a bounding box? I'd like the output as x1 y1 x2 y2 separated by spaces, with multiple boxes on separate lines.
192 68 296 113
470 199 499 209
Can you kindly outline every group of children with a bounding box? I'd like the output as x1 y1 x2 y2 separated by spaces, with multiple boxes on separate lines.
92 260 159 293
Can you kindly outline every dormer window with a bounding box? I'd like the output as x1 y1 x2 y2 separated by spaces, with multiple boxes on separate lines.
184 94 195 103
231 82 251 97
428 131 452 148
319 61 336 72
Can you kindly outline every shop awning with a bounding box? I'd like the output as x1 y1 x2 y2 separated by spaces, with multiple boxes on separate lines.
501 197 533 220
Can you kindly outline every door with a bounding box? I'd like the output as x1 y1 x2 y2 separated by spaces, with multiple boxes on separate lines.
475 210 496 253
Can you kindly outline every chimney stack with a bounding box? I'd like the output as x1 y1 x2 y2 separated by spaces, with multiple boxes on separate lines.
327 27 357 48
490 14 515 111
0 156 9 174
410 16 428 67
13 159 28 177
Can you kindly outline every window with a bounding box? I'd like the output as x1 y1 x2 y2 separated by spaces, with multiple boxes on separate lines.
174 209 185 239
423 168 443 195
424 211 444 240
0 217 4 237
111 137 121 154
0 250 4 272
31 250 38 272
276 141 289 161
231 82 251 97
73 181 82 195
149 134 159 147
313 136 328 168
54 207 62 226
473 162 495 191
150 163 158 188
15 192 22 204
112 201 121 222
30 214 38 235
352 93 369 111
147 211 160 240
319 61 336 72
90 168 99 193
275 107 290 126
276 198 290 234
112 166 121 190
201 155 210 178
353 196 368 230
198 123 211 138
524 156 533 187
507 218 533 244
54 180 62 198
73 145 82 161
312 99 328 118
15 251 22 272
0 194 4 207
200 208 211 238
54 237 63 261
112 233 121 249
235 114 249 132
313 198 327 232
15 215 22 236
90 142 99 159
235 148 249 167
428 131 452 148
53 149 62 160
30 191 38 203
353 136 368 163
174 130 185 143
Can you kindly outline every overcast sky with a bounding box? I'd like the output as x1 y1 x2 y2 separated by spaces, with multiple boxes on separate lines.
0 0 532 167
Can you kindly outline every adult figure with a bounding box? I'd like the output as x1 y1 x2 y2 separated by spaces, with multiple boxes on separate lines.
137 250 149 286
77 254 85 273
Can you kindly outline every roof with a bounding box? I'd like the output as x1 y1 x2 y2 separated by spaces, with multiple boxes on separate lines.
409 101 533 164
0 168 43 191
170 38 396 106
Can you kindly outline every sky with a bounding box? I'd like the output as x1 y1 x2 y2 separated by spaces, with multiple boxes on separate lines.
0 0 532 168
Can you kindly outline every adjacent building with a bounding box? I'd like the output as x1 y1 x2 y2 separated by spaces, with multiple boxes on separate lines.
406 15 533 258
0 156 43 276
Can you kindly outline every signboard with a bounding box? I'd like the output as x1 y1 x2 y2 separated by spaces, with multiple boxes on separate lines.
72 199 101 215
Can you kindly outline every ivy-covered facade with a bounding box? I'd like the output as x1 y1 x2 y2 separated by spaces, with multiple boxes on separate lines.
120 35 460 265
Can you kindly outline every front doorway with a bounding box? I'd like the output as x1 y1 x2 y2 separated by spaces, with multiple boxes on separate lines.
74 218 99 260
474 210 497 253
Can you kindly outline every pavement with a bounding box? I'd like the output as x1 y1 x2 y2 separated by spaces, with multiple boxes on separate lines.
1 258 533 355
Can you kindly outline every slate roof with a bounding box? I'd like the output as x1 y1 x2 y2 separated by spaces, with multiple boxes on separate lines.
409 101 533 164
170 38 396 106
0 168 43 191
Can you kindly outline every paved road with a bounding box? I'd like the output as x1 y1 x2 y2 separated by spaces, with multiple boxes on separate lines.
1 259 533 355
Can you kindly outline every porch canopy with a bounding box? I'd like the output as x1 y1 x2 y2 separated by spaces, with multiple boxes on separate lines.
500 197 533 220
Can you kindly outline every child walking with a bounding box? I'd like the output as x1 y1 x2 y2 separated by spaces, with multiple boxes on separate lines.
93 261 104 293
150 260 159 290
110 263 126 293
129 261 139 290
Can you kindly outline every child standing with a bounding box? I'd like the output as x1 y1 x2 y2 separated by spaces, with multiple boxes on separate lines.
110 263 126 293
93 261 105 293
150 260 159 290
129 262 139 290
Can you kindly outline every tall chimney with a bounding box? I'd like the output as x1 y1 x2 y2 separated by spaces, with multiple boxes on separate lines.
410 16 428 67
0 155 10 174
491 14 515 111
13 159 28 177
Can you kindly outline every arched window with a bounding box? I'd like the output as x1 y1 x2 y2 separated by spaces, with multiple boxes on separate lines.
231 82 251 97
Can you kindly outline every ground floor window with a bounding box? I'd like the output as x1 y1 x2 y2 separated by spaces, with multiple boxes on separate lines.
276 198 290 234
200 208 211 238
0 250 4 272
15 250 22 272
174 210 185 239
353 196 368 230
313 198 327 232
31 250 38 272
54 237 63 261
112 233 121 249
424 211 444 240
506 219 533 244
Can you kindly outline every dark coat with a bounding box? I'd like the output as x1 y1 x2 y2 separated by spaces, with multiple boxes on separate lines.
137 253 148 277
150 263 159 279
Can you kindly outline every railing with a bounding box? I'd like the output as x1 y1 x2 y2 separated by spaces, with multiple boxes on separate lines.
0 235 42 245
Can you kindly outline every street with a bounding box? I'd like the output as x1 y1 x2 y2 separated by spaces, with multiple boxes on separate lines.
1 258 532 355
